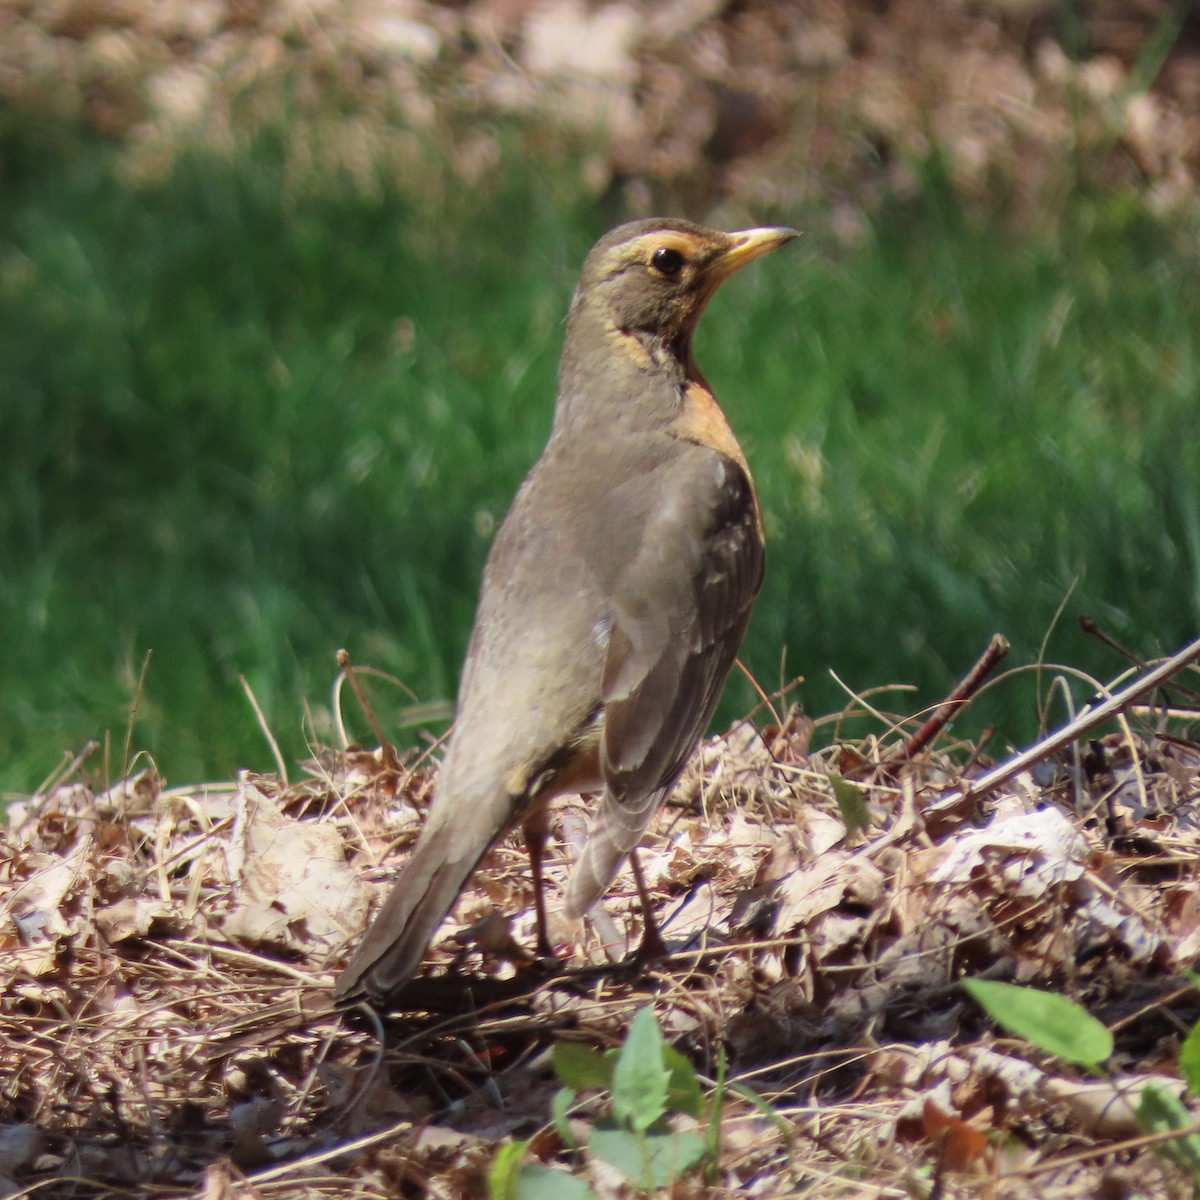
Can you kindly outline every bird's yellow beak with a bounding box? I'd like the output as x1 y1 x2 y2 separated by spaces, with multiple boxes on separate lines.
711 226 800 279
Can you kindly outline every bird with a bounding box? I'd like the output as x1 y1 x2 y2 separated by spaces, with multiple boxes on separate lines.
335 217 797 1004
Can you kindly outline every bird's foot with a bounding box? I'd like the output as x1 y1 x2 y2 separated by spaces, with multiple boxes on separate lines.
634 920 669 968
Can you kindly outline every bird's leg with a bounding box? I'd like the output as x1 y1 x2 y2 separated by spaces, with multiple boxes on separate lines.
523 822 556 959
630 848 669 964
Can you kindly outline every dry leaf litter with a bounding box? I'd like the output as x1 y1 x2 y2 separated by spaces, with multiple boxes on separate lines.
3 683 1200 1197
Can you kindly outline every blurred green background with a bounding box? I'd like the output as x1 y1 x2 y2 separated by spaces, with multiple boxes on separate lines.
2 109 1198 798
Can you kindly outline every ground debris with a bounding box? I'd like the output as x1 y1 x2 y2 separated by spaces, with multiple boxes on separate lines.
3 704 1200 1197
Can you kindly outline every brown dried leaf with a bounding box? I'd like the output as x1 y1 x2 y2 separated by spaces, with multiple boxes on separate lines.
773 852 886 933
220 779 370 956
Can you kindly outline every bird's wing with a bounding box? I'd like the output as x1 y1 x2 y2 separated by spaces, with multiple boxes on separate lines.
564 453 763 915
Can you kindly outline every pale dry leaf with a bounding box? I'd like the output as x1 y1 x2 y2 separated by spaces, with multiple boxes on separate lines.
3 848 91 942
221 779 370 956
809 909 871 958
804 808 847 857
1167 883 1200 966
661 879 723 942
411 1124 482 1156
196 1159 255 1200
93 896 177 943
1085 906 1160 963
353 11 442 64
773 852 886 933
1045 1075 1188 1139
927 806 1087 893
0 945 60 983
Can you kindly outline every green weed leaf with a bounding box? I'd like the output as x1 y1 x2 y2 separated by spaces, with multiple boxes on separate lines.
553 1041 614 1092
1180 1022 1200 1097
704 1045 727 1185
961 979 1112 1068
612 1007 670 1132
729 1082 794 1148
512 1164 594 1200
663 1045 704 1118
551 1087 579 1151
830 776 871 837
1138 1081 1200 1174
588 1124 646 1186
488 1139 527 1200
589 1120 706 1188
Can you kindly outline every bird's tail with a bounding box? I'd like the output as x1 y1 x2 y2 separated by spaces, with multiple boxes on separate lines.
563 784 669 919
333 822 493 1003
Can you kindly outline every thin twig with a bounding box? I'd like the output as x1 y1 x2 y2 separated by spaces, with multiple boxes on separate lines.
888 634 1009 765
1129 706 1200 722
33 740 98 800
246 1115 417 1183
1022 1118 1200 1179
960 725 994 775
1081 612 1200 704
336 648 401 771
240 675 289 784
1078 612 1146 669
1036 575 1079 733
735 657 783 729
121 649 153 780
960 633 1200 802
827 670 915 739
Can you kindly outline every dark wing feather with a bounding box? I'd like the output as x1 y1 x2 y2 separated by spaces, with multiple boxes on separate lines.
564 457 764 916
604 461 763 790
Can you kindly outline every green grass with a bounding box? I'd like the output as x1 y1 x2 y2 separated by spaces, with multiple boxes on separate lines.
2 119 1198 797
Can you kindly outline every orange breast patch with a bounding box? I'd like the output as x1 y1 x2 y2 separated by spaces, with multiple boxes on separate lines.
669 380 751 475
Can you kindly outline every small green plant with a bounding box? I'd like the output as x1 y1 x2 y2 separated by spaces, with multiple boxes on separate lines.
960 978 1113 1069
963 977 1200 1194
1136 1083 1200 1184
489 1006 775 1198
1133 972 1200 1189
830 775 872 839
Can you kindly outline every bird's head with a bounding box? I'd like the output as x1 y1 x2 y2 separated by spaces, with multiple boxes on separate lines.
570 218 799 347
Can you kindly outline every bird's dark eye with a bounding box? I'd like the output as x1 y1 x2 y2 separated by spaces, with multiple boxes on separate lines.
651 246 685 277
